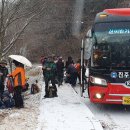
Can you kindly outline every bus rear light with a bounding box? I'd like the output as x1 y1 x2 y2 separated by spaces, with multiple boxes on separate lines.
90 76 107 86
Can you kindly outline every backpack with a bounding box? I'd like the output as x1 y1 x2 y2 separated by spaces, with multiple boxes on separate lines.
2 91 15 108
0 99 5 109
22 83 29 92
31 82 39 94
48 85 57 98
6 77 14 93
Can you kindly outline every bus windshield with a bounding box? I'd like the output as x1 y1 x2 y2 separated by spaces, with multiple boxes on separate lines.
93 22 130 67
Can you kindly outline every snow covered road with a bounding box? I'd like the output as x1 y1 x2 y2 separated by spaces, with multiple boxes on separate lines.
74 86 130 130
84 99 130 130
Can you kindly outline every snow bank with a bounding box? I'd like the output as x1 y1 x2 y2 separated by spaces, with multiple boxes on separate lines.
0 65 42 130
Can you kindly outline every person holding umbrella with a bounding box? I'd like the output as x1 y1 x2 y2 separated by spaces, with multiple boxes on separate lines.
8 60 26 108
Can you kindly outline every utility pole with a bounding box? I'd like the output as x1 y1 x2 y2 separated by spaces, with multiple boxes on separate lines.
80 39 85 97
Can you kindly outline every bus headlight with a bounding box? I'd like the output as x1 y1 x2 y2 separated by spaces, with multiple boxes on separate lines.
90 76 107 86
94 93 105 99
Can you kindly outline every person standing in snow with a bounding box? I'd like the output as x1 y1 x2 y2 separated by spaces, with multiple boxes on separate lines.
42 56 57 98
66 63 77 87
65 56 74 70
74 59 81 84
8 60 26 108
0 60 8 96
56 57 64 86
41 57 47 78
64 56 74 83
40 55 44 64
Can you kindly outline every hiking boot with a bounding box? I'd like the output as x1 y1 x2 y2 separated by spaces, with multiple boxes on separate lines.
58 83 60 87
19 105 24 108
71 84 76 87
54 93 58 97
44 95 49 98
16 105 24 109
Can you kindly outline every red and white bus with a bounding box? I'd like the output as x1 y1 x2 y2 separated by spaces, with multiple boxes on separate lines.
84 8 130 105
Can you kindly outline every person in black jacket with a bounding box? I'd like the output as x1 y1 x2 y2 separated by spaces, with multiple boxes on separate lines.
56 57 64 86
0 60 8 96
66 63 77 87
65 56 74 69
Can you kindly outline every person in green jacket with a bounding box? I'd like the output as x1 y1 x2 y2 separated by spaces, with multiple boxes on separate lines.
43 56 57 98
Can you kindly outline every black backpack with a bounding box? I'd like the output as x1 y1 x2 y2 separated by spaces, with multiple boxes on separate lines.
48 85 57 98
31 80 39 94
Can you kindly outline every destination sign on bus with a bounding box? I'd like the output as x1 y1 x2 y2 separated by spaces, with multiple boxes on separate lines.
108 29 130 34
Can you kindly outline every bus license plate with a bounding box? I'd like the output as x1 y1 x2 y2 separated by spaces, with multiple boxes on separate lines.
123 97 130 105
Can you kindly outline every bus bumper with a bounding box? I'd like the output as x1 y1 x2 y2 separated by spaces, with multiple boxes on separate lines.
89 85 130 105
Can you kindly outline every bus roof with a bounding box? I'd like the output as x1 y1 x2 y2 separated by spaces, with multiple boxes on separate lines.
95 8 130 23
104 8 130 16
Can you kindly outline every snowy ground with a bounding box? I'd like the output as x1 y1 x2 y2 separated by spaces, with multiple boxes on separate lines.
2 65 130 130
74 85 130 130
0 65 42 130
0 65 103 130
36 82 103 130
0 93 40 130
84 98 130 130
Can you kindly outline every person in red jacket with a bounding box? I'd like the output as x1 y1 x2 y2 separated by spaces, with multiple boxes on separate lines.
74 59 81 84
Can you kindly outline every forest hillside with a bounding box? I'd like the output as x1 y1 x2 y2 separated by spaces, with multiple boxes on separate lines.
1 0 130 62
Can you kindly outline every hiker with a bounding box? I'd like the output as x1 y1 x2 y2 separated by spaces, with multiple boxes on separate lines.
41 57 47 78
74 59 81 84
40 55 45 64
41 56 47 66
8 60 26 108
64 56 74 83
66 63 77 87
43 55 57 98
0 60 8 97
65 56 74 69
56 57 64 86
52 54 58 64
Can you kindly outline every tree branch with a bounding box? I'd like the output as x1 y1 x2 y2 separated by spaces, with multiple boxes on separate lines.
2 4 46 57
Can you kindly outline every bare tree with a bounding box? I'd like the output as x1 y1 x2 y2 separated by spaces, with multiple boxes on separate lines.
0 0 48 60
0 0 126 62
